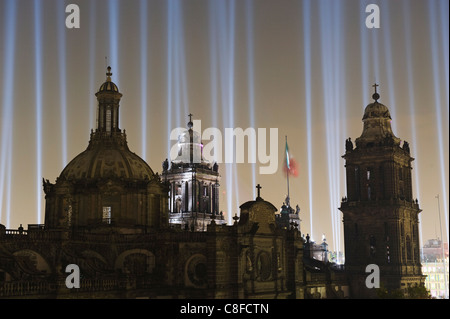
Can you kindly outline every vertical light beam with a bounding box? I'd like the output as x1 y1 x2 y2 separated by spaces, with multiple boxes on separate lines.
319 0 345 260
302 0 314 240
245 0 256 199
0 0 16 227
140 0 148 159
58 0 68 167
89 1 97 129
209 0 236 223
166 0 188 157
108 0 119 86
34 0 43 223
402 0 424 251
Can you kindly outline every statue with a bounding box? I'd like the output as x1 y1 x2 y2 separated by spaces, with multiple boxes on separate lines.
213 162 218 172
296 204 300 214
403 141 410 154
345 137 353 152
162 158 169 171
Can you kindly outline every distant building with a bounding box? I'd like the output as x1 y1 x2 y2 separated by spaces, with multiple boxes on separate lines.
421 238 449 299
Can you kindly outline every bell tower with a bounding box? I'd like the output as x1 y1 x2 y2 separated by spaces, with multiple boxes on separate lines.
162 115 226 231
339 85 425 297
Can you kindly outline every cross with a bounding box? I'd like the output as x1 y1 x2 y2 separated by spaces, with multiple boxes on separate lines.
256 184 262 198
372 83 379 94
188 113 193 122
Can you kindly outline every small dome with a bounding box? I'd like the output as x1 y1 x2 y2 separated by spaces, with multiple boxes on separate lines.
355 89 400 148
98 81 119 93
97 66 120 93
362 101 391 120
59 147 154 181
178 128 201 144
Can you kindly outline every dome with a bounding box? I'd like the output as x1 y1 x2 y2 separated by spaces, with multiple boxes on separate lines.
178 128 201 144
97 66 120 93
59 146 154 181
98 80 119 93
355 88 400 148
362 101 391 120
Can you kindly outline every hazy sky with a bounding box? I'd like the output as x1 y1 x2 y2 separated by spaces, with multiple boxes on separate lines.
0 0 448 255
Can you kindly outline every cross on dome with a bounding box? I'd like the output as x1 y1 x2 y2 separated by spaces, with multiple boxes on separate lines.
372 83 380 102
187 113 193 129
256 184 262 198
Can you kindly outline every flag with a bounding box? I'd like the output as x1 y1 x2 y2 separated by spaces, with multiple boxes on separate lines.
283 139 299 177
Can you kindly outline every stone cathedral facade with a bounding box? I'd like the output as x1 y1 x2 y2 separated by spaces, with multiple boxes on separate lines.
0 70 424 299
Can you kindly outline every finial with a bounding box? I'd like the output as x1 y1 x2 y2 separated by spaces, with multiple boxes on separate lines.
187 113 193 129
372 83 380 102
256 183 262 199
106 66 112 82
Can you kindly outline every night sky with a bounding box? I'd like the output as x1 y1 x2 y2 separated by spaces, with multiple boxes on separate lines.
0 0 448 257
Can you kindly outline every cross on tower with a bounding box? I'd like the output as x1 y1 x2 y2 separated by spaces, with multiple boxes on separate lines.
187 113 193 129
372 83 380 102
256 184 262 198
372 83 379 94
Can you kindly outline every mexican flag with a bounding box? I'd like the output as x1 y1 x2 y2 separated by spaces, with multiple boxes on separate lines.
284 138 298 177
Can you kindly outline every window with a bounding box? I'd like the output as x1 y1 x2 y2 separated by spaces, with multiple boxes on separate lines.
67 205 72 227
106 108 111 132
386 245 391 263
102 206 112 224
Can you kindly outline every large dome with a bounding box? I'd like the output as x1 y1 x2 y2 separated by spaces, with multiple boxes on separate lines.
59 145 154 181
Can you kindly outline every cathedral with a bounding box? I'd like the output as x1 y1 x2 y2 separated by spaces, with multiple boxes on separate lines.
0 69 425 299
